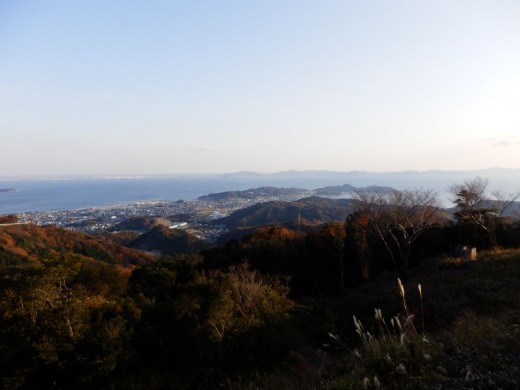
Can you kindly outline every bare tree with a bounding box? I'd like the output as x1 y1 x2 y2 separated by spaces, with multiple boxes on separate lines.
448 177 520 249
346 211 372 281
352 188 442 273
322 223 347 291
491 190 520 218
448 177 495 247
448 177 490 215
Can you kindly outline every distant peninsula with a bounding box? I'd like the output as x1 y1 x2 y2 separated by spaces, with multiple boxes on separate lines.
198 186 310 201
198 184 396 201
0 188 16 193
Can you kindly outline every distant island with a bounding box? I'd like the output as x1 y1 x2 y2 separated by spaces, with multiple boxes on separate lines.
0 188 16 193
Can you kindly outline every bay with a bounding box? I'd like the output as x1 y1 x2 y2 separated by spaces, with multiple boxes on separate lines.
1 170 519 214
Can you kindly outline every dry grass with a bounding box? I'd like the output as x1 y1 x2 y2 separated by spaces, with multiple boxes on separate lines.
325 280 443 389
327 248 520 389
222 249 520 389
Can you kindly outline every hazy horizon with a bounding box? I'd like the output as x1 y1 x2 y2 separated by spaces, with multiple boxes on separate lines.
1 166 520 180
2 1 519 176
2 167 520 214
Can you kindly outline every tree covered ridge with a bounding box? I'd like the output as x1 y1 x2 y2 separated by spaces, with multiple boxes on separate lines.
0 225 297 389
0 224 154 267
2 221 520 389
216 196 354 229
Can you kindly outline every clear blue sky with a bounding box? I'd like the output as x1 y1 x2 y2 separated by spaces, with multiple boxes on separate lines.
1 0 519 176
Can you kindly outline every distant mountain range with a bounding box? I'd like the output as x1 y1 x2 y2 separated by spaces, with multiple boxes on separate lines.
3 167 519 181
222 167 520 178
214 169 520 201
294 167 520 175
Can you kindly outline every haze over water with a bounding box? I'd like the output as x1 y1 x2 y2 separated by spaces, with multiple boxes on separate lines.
1 170 519 214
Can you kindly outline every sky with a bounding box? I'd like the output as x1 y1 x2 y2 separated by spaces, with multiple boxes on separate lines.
1 0 519 176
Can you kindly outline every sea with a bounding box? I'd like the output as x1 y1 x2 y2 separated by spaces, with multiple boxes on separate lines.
1 170 519 214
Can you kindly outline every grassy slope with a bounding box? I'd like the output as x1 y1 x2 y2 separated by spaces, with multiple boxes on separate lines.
230 249 520 389
334 250 520 389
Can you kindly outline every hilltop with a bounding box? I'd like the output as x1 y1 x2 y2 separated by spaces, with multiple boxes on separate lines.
0 223 153 268
128 225 208 256
215 196 355 229
109 216 174 232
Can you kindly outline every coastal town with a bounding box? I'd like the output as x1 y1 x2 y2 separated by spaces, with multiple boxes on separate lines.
14 189 315 240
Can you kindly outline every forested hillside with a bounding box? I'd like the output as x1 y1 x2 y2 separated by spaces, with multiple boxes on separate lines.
216 197 354 229
0 224 153 267
1 180 520 389
127 225 209 255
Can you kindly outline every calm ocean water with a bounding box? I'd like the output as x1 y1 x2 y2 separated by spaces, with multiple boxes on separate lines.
1 171 519 214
